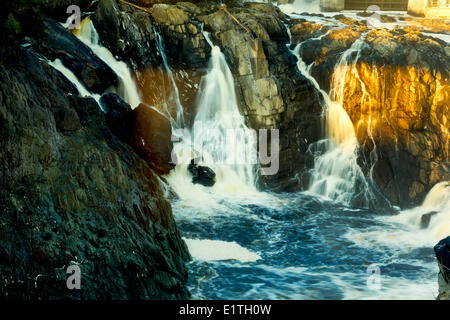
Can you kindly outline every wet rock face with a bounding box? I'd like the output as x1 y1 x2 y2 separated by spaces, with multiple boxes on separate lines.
37 18 118 93
295 25 450 207
197 3 324 191
87 1 324 191
150 2 211 69
188 159 216 187
0 49 190 299
93 0 160 69
85 1 448 205
434 237 450 300
343 30 449 207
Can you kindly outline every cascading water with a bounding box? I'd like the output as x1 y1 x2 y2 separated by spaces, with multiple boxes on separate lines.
30 8 450 301
166 29 446 299
154 30 185 128
291 36 372 206
166 32 265 208
74 17 141 108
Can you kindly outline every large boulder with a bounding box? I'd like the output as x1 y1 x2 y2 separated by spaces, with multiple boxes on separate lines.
92 0 160 69
131 103 176 175
100 94 175 175
37 18 118 94
100 93 134 142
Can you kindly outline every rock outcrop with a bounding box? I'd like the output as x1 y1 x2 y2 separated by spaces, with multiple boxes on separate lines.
434 237 450 300
92 0 160 69
198 2 325 191
0 41 189 299
294 23 450 207
37 18 119 93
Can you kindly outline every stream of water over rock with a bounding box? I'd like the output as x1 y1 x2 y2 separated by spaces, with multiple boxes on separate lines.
52 13 449 300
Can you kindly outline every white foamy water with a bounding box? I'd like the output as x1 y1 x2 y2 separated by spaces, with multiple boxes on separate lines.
184 238 261 263
47 58 101 104
389 181 450 242
74 17 141 109
345 182 449 254
342 182 449 299
166 32 278 211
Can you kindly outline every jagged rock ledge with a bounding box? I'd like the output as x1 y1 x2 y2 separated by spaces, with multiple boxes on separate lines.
0 19 190 299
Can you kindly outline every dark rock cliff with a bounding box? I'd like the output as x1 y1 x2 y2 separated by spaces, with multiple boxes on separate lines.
294 21 450 207
0 41 189 299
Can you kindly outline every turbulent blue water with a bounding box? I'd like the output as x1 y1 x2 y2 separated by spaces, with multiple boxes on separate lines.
172 192 438 300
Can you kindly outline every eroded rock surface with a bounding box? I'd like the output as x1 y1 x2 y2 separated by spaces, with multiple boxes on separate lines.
0 47 189 299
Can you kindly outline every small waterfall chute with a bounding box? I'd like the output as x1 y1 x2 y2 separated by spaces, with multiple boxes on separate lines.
47 58 101 104
291 35 373 206
154 29 186 128
389 182 450 241
73 17 141 109
166 32 274 209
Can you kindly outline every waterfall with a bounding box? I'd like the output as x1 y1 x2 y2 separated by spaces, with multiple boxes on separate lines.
154 30 185 128
388 182 450 241
166 32 267 208
47 58 101 104
291 36 372 206
73 17 141 109
278 0 320 14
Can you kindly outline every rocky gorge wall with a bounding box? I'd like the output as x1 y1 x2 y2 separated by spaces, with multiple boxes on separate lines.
295 18 450 207
0 1 190 299
106 0 449 208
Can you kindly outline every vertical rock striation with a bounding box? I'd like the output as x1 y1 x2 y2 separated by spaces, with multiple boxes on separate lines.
0 44 190 298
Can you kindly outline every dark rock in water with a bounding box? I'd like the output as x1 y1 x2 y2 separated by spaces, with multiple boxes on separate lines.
41 0 95 20
434 237 450 300
435 237 450 279
188 159 216 187
37 18 118 93
0 48 189 299
420 211 438 229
